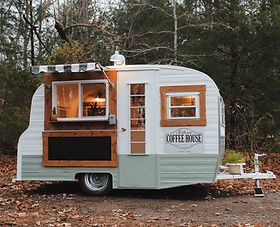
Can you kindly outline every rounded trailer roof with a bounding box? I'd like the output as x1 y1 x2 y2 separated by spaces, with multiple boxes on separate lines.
31 63 219 91
31 63 203 76
107 64 194 71
108 64 211 77
109 64 219 90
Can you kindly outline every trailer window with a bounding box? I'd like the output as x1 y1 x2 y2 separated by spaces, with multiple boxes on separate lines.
167 93 199 119
82 83 107 117
129 83 146 154
55 83 79 118
52 80 109 121
220 97 225 126
160 85 206 126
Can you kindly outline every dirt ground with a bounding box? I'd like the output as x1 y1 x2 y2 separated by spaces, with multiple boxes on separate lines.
0 154 279 227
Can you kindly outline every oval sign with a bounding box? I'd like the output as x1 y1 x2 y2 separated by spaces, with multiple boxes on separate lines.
165 128 203 149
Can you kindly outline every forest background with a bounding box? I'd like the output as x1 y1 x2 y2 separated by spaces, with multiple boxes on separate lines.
0 0 279 155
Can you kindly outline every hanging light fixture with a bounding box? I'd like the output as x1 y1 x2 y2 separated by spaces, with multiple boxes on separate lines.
110 46 126 66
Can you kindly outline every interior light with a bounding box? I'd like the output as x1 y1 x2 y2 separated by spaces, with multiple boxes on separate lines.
94 97 106 103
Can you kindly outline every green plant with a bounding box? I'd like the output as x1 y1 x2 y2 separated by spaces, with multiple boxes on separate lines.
224 150 245 164
48 41 91 64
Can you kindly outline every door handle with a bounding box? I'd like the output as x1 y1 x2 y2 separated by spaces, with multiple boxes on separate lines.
121 128 127 132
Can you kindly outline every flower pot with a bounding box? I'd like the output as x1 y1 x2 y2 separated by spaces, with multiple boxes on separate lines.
226 163 245 175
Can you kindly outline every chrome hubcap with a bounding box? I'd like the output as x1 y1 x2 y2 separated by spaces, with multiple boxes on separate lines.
84 173 108 191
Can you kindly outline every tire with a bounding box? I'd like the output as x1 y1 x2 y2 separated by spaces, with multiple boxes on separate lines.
79 173 112 196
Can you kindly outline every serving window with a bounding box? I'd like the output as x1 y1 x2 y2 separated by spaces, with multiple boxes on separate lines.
52 80 109 121
160 85 206 126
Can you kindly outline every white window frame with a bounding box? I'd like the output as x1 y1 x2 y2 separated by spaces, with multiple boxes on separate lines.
52 79 109 121
167 92 200 120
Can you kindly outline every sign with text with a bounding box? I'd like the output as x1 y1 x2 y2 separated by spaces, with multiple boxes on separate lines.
165 128 203 149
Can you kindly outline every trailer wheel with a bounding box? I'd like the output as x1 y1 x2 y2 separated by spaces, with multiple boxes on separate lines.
79 173 112 195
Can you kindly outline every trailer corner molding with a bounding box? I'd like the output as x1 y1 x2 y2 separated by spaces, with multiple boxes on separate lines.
165 128 203 149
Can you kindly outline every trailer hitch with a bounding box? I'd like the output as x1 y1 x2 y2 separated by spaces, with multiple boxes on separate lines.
254 153 266 197
217 153 276 197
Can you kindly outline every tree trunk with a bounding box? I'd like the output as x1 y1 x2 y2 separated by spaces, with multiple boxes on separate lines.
29 0 35 65
172 0 178 63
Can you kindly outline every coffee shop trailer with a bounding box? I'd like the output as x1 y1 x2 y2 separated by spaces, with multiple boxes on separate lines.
15 53 275 195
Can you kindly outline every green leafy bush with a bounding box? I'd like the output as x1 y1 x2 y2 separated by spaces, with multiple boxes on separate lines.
0 64 41 154
224 150 245 164
48 41 91 64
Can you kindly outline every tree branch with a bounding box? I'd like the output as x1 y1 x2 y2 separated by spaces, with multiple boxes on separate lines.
65 23 118 37
22 14 50 54
143 0 173 18
126 30 174 38
12 0 50 54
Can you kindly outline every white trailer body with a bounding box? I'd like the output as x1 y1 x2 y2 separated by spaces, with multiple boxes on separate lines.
17 64 226 193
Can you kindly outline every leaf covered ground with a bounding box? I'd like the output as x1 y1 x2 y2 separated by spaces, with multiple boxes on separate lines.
0 154 279 227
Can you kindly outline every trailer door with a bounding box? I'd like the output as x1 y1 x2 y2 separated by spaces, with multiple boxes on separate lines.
118 70 157 188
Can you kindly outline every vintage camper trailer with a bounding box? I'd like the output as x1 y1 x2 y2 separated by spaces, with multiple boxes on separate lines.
16 53 227 195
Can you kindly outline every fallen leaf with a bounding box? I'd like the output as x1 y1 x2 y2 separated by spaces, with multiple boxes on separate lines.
17 212 27 217
125 211 135 218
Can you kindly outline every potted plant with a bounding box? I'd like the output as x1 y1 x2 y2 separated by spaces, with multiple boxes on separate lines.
224 150 246 175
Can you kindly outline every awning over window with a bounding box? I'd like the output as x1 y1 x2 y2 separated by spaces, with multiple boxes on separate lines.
32 62 115 88
31 63 98 75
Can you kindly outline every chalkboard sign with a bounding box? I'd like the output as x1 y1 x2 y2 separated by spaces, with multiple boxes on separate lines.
48 136 111 161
